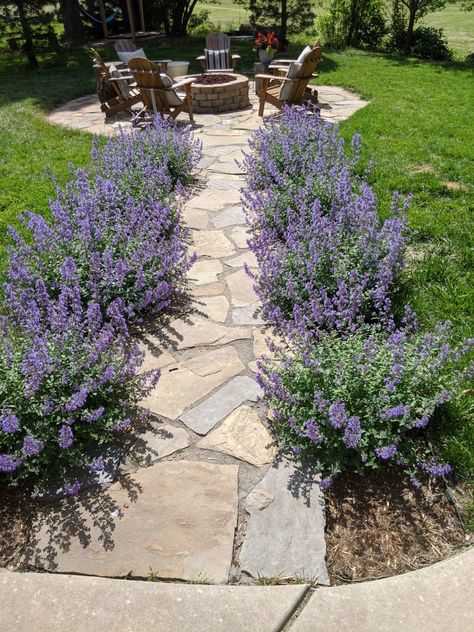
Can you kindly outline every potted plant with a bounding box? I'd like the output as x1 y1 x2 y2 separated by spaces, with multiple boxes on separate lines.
254 31 279 66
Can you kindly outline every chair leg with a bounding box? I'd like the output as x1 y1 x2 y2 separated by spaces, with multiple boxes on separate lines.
258 78 269 117
184 85 194 123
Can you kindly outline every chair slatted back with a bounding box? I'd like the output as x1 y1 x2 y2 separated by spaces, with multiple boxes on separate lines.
128 57 171 113
205 32 231 51
90 48 123 102
283 45 322 103
115 39 138 53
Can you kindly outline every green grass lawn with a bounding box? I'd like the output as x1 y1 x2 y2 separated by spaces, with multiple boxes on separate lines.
0 39 472 497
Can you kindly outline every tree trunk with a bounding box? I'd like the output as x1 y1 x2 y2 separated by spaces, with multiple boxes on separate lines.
16 0 38 68
60 0 85 44
280 0 287 50
405 8 416 54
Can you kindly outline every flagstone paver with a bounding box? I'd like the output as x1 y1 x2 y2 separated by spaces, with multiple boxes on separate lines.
239 459 330 584
197 405 276 466
33 82 368 587
24 461 238 583
181 376 262 435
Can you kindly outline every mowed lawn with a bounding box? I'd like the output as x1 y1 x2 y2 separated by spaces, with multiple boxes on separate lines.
0 40 472 482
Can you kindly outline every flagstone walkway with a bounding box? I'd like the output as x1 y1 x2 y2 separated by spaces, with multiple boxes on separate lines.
24 86 368 585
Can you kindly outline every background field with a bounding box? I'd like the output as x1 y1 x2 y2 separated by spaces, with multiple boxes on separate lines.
196 0 474 58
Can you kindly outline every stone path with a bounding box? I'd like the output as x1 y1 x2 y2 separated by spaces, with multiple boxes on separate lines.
23 85 368 585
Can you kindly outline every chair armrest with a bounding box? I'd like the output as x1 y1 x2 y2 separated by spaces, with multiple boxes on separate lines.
109 75 134 81
255 73 296 83
196 55 205 61
271 58 294 64
172 77 196 90
231 54 241 60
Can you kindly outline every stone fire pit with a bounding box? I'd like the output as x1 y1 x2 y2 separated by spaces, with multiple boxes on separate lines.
176 73 250 114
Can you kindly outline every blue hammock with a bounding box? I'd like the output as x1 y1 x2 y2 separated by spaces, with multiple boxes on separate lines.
79 6 118 25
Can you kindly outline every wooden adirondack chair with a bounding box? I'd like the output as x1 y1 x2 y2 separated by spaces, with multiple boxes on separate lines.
196 32 241 71
256 45 322 117
128 58 194 122
114 39 138 53
90 48 142 118
269 42 321 70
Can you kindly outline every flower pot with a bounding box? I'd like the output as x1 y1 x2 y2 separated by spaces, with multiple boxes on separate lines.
258 49 274 66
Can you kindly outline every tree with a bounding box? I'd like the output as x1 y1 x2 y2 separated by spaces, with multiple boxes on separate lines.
399 0 448 53
0 0 56 68
154 0 199 36
59 0 85 44
236 0 316 46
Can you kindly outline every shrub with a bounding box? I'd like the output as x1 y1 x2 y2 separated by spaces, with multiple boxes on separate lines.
0 277 158 492
5 117 200 328
410 26 453 61
243 107 408 344
318 0 387 50
257 316 473 487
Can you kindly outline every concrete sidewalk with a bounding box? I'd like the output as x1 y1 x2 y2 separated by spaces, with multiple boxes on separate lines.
1 549 473 632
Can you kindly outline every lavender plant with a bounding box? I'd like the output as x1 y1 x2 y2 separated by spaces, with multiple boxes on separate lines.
0 275 158 491
243 108 408 343
257 313 473 487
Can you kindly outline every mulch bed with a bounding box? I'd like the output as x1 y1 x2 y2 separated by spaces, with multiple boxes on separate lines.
0 483 33 568
325 470 469 585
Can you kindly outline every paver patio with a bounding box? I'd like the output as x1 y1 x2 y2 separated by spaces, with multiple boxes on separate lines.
23 84 369 584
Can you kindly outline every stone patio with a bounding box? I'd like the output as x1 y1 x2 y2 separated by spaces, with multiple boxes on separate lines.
23 84 369 585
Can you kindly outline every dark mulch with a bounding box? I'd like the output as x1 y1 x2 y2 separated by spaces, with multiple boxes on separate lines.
194 73 237 85
325 470 469 585
0 483 33 568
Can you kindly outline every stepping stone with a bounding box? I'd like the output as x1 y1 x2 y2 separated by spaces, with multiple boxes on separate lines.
1 572 310 632
226 269 258 307
205 145 243 157
239 459 329 585
141 346 244 420
23 461 238 584
190 189 241 211
229 225 250 248
194 295 229 323
137 343 176 374
192 281 226 297
212 206 246 229
232 304 265 326
225 251 258 269
192 230 236 259
125 423 190 468
205 178 243 191
182 206 209 230
197 405 275 466
190 259 223 286
218 150 244 163
208 162 243 176
181 376 262 435
168 315 250 350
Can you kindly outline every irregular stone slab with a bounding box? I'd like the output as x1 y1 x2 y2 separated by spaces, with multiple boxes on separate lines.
290 549 474 632
205 144 243 158
0 572 309 632
218 150 244 164
192 281 226 297
137 341 176 374
141 346 244 420
195 295 230 323
127 423 190 468
205 177 244 191
230 225 250 248
192 230 236 259
239 459 329 585
169 315 250 350
181 376 262 435
225 251 258 269
212 206 246 229
252 328 284 361
197 405 275 466
182 206 209 229
23 462 238 584
226 269 258 307
232 304 265 326
190 259 223 286
189 189 241 211
208 162 243 176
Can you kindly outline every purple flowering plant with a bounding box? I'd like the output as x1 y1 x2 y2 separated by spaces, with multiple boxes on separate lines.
257 316 473 487
243 107 408 344
0 277 158 489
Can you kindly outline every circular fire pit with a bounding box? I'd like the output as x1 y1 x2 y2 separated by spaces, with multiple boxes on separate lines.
177 73 250 114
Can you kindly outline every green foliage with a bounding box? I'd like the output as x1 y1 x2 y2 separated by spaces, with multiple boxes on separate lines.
410 25 453 59
318 0 387 50
236 0 316 36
